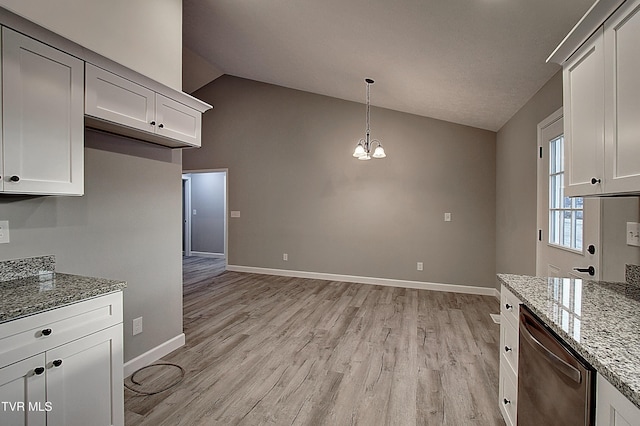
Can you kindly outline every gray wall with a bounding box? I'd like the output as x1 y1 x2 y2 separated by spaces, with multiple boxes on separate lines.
189 172 226 254
496 71 640 280
496 72 564 276
0 130 183 363
183 76 497 288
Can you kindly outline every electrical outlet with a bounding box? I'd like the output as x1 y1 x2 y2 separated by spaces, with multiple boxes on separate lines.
0 221 9 244
444 213 451 222
283 253 288 261
133 317 143 335
417 262 423 271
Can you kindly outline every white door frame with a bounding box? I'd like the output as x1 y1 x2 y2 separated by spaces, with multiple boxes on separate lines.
182 175 192 257
182 168 229 266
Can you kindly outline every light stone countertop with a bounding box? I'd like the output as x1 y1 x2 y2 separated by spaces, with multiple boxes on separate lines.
0 272 126 323
498 273 640 409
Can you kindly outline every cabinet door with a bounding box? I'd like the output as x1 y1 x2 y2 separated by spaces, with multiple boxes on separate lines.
604 0 640 194
2 28 84 196
563 28 605 197
0 354 47 426
596 373 640 426
85 63 156 135
46 325 123 426
155 94 202 147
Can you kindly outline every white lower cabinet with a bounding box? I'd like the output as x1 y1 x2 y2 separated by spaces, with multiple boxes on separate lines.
0 293 124 426
0 354 47 426
499 285 521 426
596 373 640 426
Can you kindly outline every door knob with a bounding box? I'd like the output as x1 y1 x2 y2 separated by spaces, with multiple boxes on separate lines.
574 266 595 276
587 245 596 255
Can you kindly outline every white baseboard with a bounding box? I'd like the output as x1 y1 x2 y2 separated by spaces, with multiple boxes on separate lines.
189 251 225 259
123 333 185 378
227 265 500 298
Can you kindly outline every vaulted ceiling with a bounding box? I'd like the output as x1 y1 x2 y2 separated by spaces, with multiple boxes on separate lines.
183 0 595 131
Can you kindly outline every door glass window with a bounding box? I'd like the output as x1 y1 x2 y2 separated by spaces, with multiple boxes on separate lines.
549 136 583 251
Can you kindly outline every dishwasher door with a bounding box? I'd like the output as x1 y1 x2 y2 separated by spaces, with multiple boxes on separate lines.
517 305 595 426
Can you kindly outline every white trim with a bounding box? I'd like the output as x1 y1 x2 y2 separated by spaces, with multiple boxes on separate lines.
123 333 185 378
181 175 192 257
226 265 499 297
182 168 229 269
189 251 225 259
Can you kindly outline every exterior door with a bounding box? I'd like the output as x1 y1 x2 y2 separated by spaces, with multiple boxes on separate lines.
536 109 601 279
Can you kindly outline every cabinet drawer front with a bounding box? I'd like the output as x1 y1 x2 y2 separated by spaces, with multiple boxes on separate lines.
499 365 518 426
85 63 155 133
0 292 122 367
500 320 519 373
500 286 520 327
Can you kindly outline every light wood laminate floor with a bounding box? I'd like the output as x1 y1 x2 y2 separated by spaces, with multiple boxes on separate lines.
125 261 504 425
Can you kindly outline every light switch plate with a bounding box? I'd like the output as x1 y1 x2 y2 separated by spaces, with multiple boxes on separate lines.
230 211 241 218
0 220 9 244
627 222 640 247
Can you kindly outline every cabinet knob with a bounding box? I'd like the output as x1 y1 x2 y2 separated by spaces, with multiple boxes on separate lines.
505 303 512 310
503 398 511 405
158 123 164 129
41 328 52 336
52 359 63 367
9 175 20 182
34 367 45 375
587 244 596 255
591 177 601 185
504 346 512 352
150 121 156 126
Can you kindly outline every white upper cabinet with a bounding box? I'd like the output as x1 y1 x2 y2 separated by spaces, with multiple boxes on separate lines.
1 27 84 196
551 0 640 196
563 28 605 197
86 63 203 148
603 0 640 194
155 94 202 146
85 64 155 134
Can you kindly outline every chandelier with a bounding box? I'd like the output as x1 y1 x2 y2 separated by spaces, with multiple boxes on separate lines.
352 78 386 160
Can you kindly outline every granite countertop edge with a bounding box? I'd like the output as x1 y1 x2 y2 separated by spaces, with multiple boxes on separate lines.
0 272 127 324
497 273 640 410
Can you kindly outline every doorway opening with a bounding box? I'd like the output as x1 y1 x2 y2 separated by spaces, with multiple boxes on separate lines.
182 170 228 271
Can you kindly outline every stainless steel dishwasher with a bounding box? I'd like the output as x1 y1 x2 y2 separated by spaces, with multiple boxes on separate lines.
517 305 595 426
